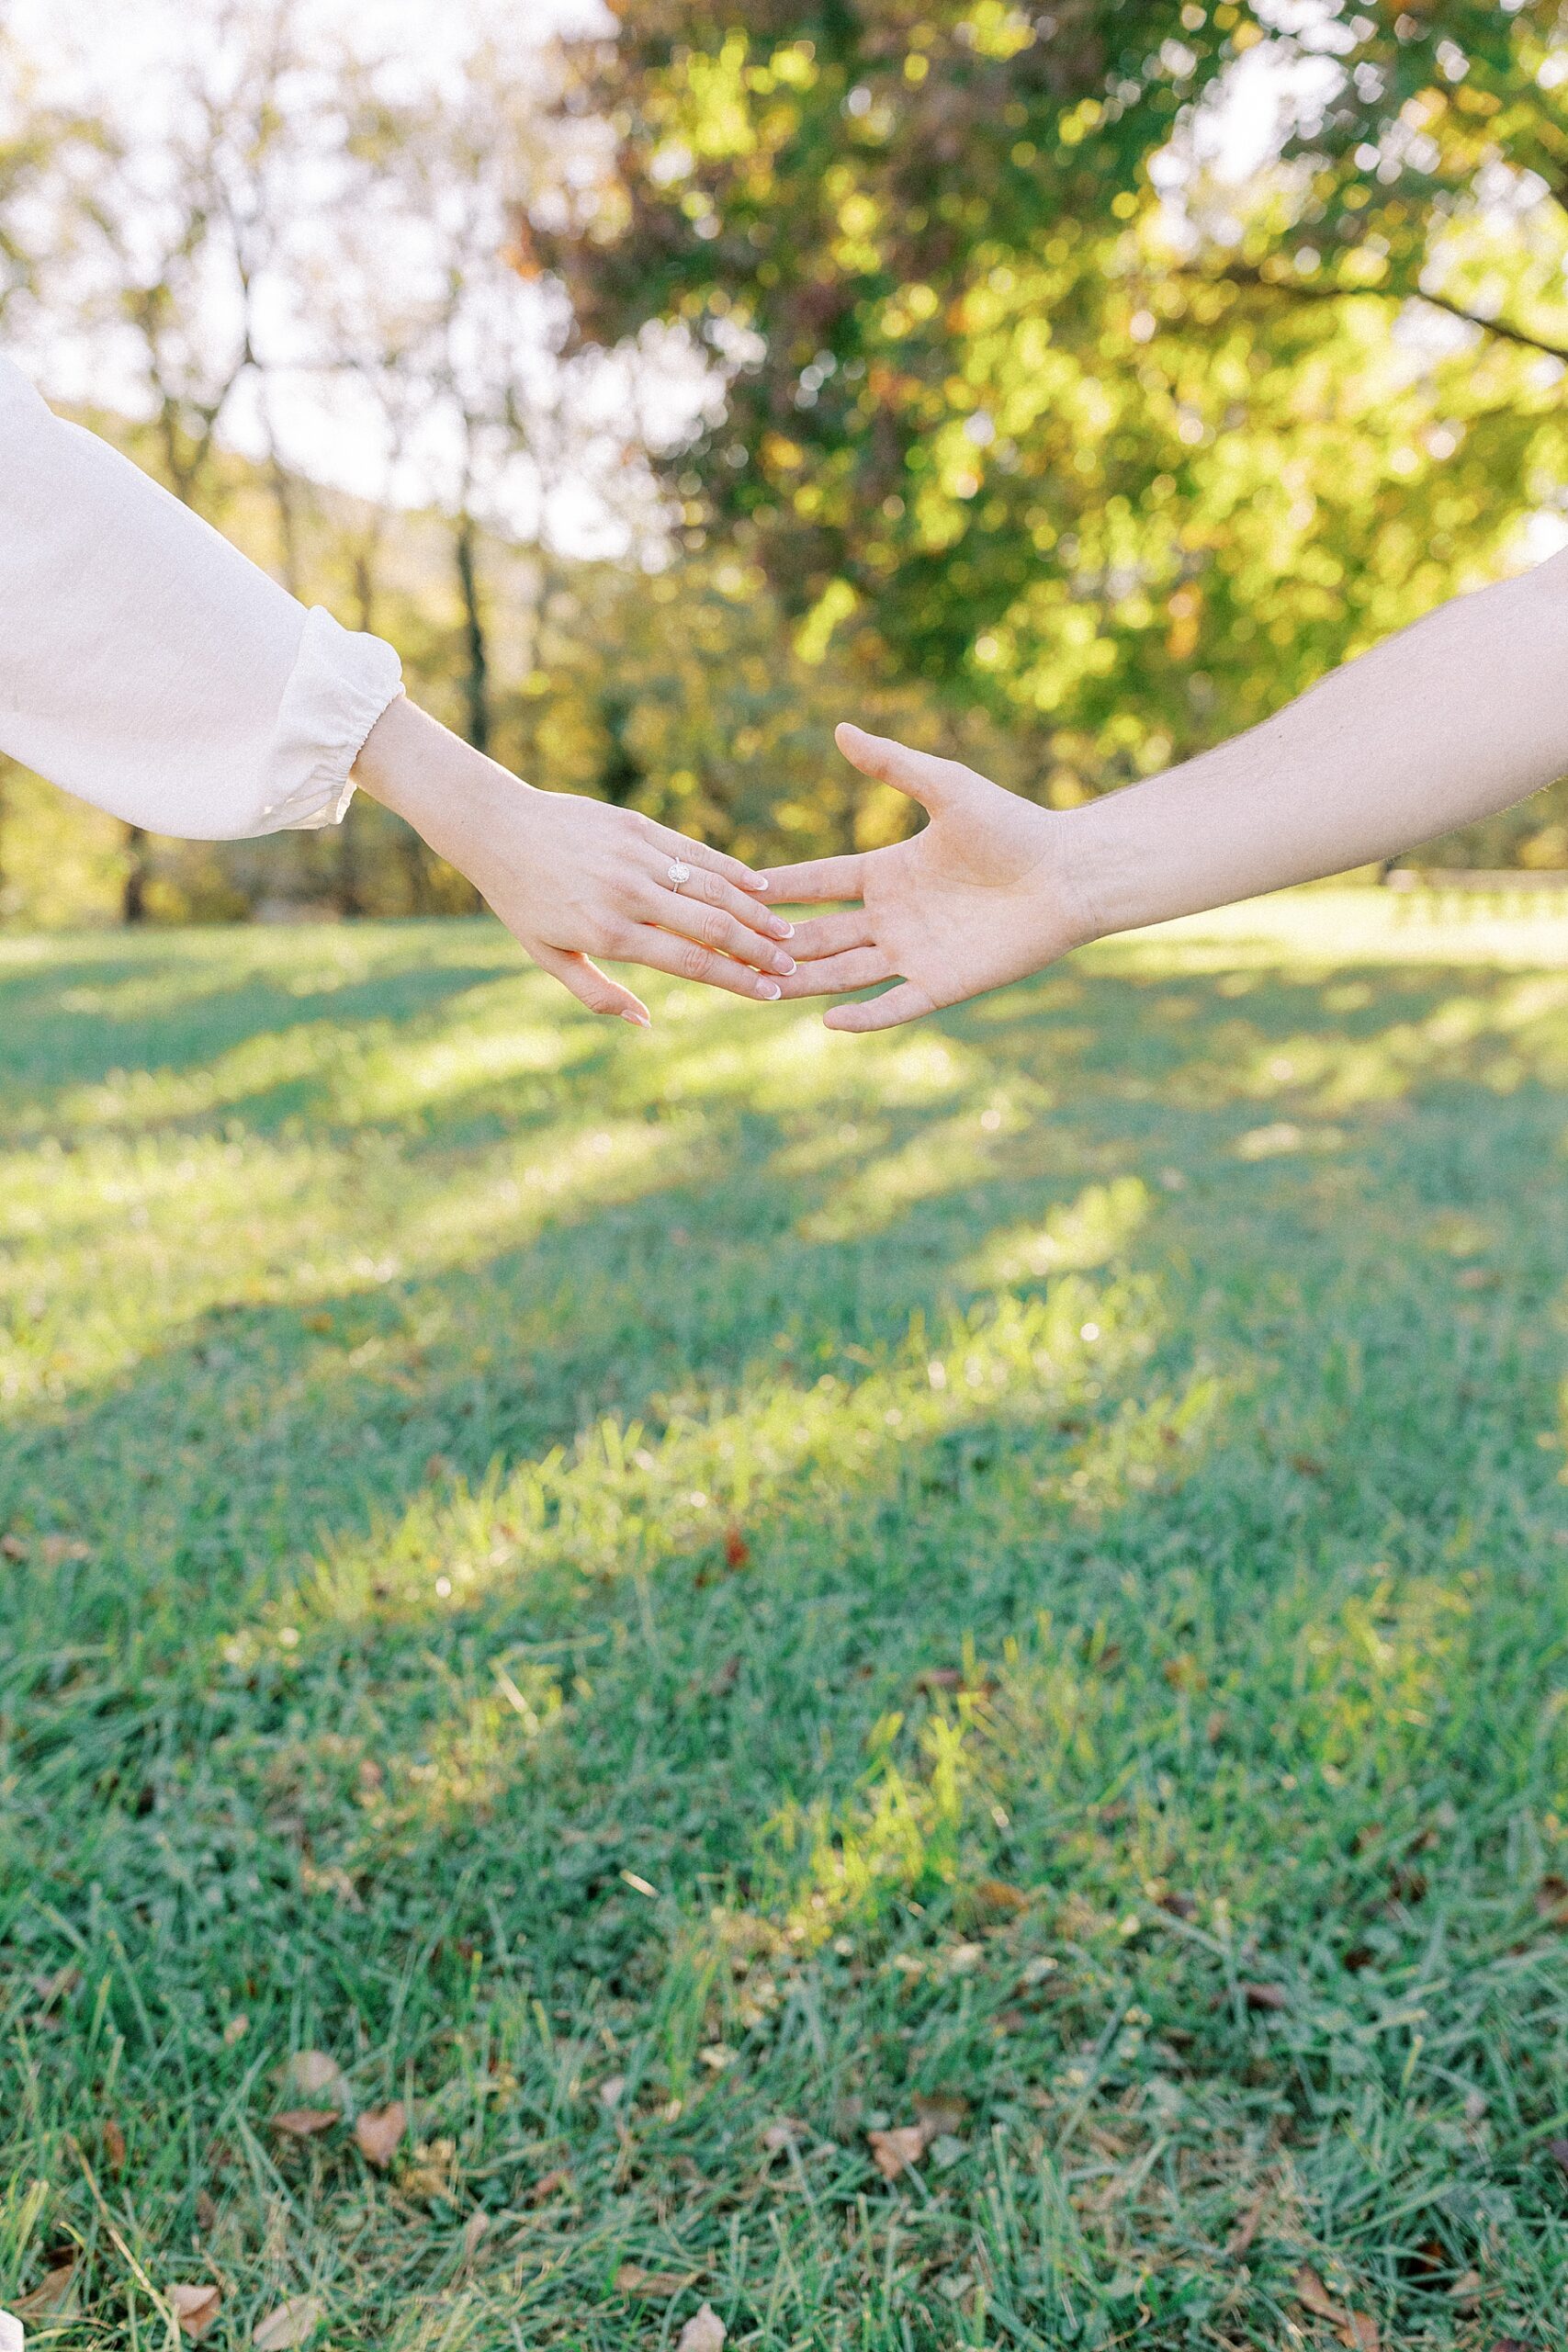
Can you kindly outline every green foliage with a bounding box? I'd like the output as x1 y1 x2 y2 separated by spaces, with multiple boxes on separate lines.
540 3 1568 797
3 899 1568 2342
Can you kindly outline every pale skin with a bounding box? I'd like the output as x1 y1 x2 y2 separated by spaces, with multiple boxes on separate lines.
769 548 1568 1030
353 695 795 1024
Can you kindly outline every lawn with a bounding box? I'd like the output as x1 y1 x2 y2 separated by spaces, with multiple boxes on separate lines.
2 890 1566 2351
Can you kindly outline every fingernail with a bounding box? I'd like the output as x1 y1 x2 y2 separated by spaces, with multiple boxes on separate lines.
750 876 770 890
621 1009 651 1028
773 919 795 938
757 979 782 1000
774 954 796 975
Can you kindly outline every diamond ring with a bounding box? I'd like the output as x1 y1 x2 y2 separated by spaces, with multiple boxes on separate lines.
667 859 692 892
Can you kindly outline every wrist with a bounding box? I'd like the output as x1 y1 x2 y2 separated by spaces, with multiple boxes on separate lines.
1051 798 1119 949
354 696 536 866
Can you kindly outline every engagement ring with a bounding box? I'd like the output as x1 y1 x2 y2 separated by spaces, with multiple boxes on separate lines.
668 859 692 892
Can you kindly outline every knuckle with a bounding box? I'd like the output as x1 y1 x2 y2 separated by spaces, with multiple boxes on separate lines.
680 939 711 982
700 907 728 951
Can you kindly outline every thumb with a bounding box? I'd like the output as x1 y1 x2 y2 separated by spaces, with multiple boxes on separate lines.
532 942 651 1027
835 723 967 812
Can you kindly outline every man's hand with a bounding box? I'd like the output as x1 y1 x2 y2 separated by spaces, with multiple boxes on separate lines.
764 724 1093 1030
355 697 796 1023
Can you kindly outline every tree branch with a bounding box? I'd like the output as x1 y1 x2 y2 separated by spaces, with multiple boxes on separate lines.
1190 259 1568 366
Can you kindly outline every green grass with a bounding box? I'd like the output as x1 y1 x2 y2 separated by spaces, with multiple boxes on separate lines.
2 891 1567 2350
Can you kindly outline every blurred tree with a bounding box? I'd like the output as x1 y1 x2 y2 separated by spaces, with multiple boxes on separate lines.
533 4 1568 820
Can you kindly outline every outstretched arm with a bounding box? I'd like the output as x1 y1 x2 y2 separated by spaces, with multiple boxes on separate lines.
0 354 794 1023
771 550 1568 1031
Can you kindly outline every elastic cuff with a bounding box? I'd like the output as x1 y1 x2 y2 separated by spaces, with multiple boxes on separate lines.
260 606 404 832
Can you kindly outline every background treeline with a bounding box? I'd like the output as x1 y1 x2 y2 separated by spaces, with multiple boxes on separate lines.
5 0 1568 929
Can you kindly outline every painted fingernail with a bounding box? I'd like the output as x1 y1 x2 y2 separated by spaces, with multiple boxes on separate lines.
750 876 770 890
772 919 795 938
757 978 783 1000
774 954 796 975
621 1009 651 1027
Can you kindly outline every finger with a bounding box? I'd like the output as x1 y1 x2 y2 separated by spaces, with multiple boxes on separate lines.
836 722 966 813
775 946 895 998
638 861 797 954
532 941 651 1025
759 852 866 902
639 881 798 977
650 827 772 894
823 980 935 1034
784 908 874 961
622 924 787 1001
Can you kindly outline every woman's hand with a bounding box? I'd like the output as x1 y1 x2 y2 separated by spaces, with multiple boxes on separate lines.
354 697 795 1023
764 724 1094 1030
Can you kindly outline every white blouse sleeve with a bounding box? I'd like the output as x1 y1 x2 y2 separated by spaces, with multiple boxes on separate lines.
0 354 402 839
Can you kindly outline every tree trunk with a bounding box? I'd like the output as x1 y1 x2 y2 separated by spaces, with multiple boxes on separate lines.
123 825 150 924
454 512 491 758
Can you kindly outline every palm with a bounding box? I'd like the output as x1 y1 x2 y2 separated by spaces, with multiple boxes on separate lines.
764 726 1076 1032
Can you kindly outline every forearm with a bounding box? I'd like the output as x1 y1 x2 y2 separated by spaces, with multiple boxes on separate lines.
351 694 528 863
1066 554 1568 940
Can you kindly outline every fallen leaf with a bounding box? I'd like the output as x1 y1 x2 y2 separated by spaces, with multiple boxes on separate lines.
459 2211 488 2267
103 2116 127 2172
676 2305 727 2352
1225 2179 1269 2259
354 2102 406 2166
912 2093 969 2139
1343 2315 1380 2352
0 2313 22 2352
286 2052 347 2107
614 2264 687 2298
1241 1982 1288 2011
525 2166 570 2202
169 2282 222 2342
15 2266 73 2317
1450 2268 1481 2302
973 1878 1030 1916
272 2109 339 2139
866 2125 928 2180
1294 2266 1347 2324
252 2295 323 2350
723 1525 750 1569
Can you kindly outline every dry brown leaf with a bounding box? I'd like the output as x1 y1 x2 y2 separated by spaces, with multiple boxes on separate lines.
866 2125 928 2180
525 2166 570 2203
353 2102 405 2167
272 2108 339 2139
102 2116 127 2172
169 2282 222 2342
1343 2315 1380 2352
15 2265 73 2317
251 2295 323 2350
1294 2267 1347 2324
1242 1982 1288 2011
973 1879 1031 1916
1224 2179 1269 2259
286 2052 347 2106
676 2306 727 2352
912 2093 969 2139
614 2263 688 2298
